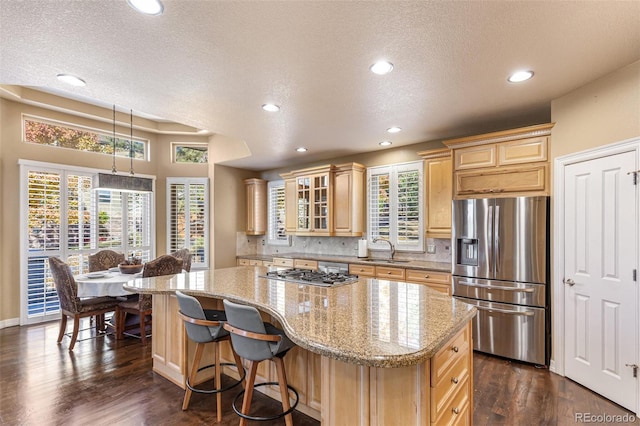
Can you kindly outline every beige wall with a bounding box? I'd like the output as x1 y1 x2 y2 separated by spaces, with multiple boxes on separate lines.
213 164 257 269
0 98 210 322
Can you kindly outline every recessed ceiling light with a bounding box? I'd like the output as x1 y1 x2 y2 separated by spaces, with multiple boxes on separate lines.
386 127 402 134
126 0 164 15
370 61 394 75
56 73 86 87
508 70 534 83
262 103 280 112
296 147 308 153
379 141 392 147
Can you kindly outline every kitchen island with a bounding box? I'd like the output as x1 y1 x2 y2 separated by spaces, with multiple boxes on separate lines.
124 266 476 425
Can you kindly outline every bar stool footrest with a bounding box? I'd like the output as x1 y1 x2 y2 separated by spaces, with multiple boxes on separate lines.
232 382 299 422
186 362 245 395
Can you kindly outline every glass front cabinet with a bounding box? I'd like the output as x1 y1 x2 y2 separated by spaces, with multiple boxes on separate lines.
282 163 364 237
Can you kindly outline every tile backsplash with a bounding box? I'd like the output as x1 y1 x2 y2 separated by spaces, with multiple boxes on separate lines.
237 232 452 263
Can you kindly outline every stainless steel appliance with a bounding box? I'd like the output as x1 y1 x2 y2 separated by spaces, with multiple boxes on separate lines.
261 267 358 287
452 196 549 365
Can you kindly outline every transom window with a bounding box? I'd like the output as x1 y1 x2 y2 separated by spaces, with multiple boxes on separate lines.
172 143 208 163
23 116 147 160
367 161 424 252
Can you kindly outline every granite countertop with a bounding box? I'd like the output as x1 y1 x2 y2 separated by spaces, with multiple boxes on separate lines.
124 266 476 368
238 252 451 273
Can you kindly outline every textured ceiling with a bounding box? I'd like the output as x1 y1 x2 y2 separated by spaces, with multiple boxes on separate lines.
1 1 639 170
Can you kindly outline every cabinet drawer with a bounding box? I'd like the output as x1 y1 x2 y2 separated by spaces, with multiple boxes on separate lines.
375 266 406 281
405 269 451 285
454 144 496 170
294 259 318 270
431 351 470 422
349 264 376 277
498 136 548 165
432 375 471 426
272 257 294 268
237 258 250 266
248 259 263 266
431 325 470 386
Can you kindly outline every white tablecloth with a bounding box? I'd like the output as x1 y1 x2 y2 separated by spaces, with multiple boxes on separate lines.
75 272 140 297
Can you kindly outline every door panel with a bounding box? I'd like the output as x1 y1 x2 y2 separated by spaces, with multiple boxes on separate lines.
452 198 492 279
564 150 638 412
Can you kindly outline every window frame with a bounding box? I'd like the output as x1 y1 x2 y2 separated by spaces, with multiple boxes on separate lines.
171 142 209 164
22 114 149 161
166 177 210 269
267 180 291 246
367 160 425 253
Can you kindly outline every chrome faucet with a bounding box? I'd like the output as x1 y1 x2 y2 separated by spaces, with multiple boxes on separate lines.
373 238 395 260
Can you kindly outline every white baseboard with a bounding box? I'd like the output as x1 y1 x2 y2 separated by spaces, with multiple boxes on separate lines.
549 358 558 375
0 318 20 329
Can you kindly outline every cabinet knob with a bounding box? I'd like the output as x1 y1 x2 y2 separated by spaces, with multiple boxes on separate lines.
424 275 429 279
451 377 459 384
452 346 459 353
387 271 392 275
452 407 460 415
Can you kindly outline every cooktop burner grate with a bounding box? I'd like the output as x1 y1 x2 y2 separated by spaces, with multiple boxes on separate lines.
260 268 359 287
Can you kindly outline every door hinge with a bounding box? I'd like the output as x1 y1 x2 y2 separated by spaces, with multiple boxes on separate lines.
628 170 639 185
626 363 638 378
634 269 637 282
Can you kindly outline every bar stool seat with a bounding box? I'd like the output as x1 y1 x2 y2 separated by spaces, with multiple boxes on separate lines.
176 291 245 422
223 299 299 426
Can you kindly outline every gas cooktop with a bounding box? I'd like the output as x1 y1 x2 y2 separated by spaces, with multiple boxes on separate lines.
260 268 359 287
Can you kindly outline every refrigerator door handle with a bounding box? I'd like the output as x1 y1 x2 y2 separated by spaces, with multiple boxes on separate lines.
487 205 493 272
458 281 536 293
474 305 535 316
494 205 500 274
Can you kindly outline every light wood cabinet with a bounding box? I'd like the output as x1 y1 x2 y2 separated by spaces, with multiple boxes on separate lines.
418 148 453 239
293 259 318 270
444 123 554 199
281 163 364 237
244 178 267 235
349 263 376 277
375 265 406 281
333 163 365 236
405 269 452 296
272 257 294 268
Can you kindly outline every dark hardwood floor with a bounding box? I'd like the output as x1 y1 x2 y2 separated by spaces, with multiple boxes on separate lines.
1 320 637 425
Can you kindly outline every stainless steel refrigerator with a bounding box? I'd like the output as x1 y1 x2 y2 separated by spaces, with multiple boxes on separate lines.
452 196 549 365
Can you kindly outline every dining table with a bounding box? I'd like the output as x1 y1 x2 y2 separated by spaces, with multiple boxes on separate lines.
74 268 141 298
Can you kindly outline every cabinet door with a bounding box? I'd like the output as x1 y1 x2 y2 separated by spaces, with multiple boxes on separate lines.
426 156 452 238
245 179 266 235
454 144 496 170
498 136 548 166
454 164 547 198
312 173 330 233
297 176 312 231
284 178 298 233
334 166 364 237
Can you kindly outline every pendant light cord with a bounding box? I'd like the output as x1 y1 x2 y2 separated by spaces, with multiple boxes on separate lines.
129 109 135 176
111 105 117 174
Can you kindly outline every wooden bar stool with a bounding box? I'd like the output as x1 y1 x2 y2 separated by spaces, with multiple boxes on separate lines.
176 291 245 422
222 299 299 426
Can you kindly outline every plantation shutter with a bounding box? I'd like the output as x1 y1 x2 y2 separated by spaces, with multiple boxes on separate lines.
167 178 209 268
367 161 424 252
267 181 288 245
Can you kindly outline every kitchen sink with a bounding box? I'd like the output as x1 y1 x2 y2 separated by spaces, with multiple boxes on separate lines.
361 259 410 264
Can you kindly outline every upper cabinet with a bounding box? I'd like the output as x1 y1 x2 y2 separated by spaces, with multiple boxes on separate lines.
244 178 266 235
417 148 452 239
443 123 554 199
281 163 364 237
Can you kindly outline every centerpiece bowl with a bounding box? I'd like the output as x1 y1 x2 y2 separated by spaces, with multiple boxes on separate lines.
119 263 144 274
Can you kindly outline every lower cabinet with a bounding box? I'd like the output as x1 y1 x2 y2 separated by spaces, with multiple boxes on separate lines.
151 293 472 425
349 263 452 295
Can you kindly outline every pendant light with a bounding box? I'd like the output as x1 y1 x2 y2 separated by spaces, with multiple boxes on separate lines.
93 106 153 192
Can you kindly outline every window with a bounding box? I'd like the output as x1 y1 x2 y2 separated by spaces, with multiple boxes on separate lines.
20 161 154 324
23 116 147 160
172 143 208 163
267 180 290 246
167 178 209 268
367 161 424 252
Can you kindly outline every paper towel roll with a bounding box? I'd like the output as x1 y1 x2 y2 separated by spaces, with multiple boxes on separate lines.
358 239 368 258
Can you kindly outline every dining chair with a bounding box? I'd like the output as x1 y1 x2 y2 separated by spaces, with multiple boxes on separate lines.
222 299 299 426
48 257 119 351
175 291 245 421
115 254 183 344
88 250 125 272
171 248 192 272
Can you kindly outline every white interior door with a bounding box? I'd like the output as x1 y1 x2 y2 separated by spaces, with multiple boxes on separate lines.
564 150 638 412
